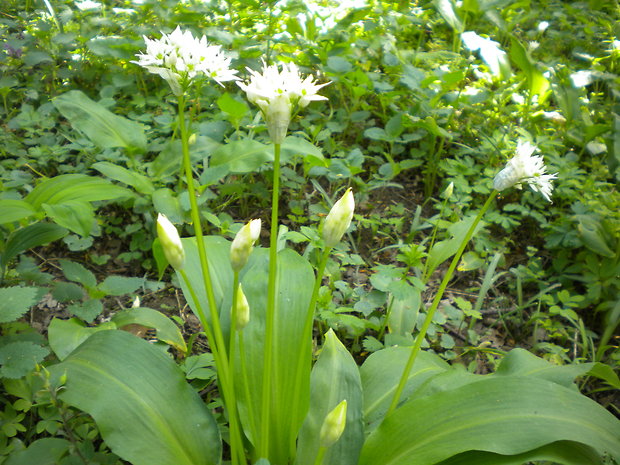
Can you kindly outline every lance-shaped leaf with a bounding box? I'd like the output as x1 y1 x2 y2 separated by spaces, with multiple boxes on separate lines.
51 330 221 465
296 329 364 465
53 90 147 152
359 376 620 465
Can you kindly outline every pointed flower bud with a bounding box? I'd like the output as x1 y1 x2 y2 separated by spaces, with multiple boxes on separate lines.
319 399 347 448
230 219 261 272
442 181 454 199
157 214 185 270
323 188 355 248
234 284 250 330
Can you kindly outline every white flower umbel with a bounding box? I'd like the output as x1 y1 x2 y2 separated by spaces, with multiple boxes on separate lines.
133 26 238 95
237 60 329 143
494 140 558 202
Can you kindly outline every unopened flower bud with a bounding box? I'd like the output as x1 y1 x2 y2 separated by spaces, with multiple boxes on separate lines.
157 213 185 270
323 189 354 248
319 399 347 448
442 181 454 199
235 284 250 330
132 296 141 308
230 219 261 272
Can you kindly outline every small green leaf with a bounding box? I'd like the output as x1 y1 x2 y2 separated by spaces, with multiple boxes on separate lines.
210 139 270 173
93 161 155 195
0 286 40 324
59 259 97 288
52 282 84 302
67 299 103 323
217 92 249 126
111 307 187 353
98 276 145 296
0 342 49 378
4 438 71 465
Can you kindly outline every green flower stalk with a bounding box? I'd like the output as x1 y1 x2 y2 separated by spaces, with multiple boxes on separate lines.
323 188 355 248
156 213 185 270
230 219 261 272
238 60 328 460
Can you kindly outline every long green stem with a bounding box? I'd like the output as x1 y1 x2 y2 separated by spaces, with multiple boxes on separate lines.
386 191 496 416
239 329 258 451
259 142 282 459
178 95 244 465
288 247 331 457
313 446 327 465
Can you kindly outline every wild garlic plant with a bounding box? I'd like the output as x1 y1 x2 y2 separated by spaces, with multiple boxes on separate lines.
47 26 619 465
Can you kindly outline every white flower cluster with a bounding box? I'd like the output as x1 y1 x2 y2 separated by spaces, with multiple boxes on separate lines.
237 60 329 143
493 140 558 202
133 27 238 95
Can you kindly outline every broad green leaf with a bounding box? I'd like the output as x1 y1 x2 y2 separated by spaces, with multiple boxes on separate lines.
210 139 271 173
93 161 155 195
0 199 38 225
279 136 325 164
111 307 187 353
1 223 68 270
360 347 449 428
0 341 49 378
53 90 147 151
4 438 71 465
438 441 604 465
25 174 133 209
297 329 364 465
495 348 594 388
98 276 145 296
0 286 40 323
42 200 94 237
48 317 114 361
59 259 97 288
177 236 234 334
52 330 221 465
388 293 421 337
359 376 620 465
229 247 315 465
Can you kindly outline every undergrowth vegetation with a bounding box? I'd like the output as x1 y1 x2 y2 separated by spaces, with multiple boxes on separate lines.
0 0 619 464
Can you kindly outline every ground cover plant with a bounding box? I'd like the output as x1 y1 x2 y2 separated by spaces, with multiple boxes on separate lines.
1 0 619 464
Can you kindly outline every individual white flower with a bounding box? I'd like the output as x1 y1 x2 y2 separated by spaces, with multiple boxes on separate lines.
133 26 238 95
230 219 261 272
237 60 329 143
323 188 355 247
493 140 558 202
157 213 185 270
